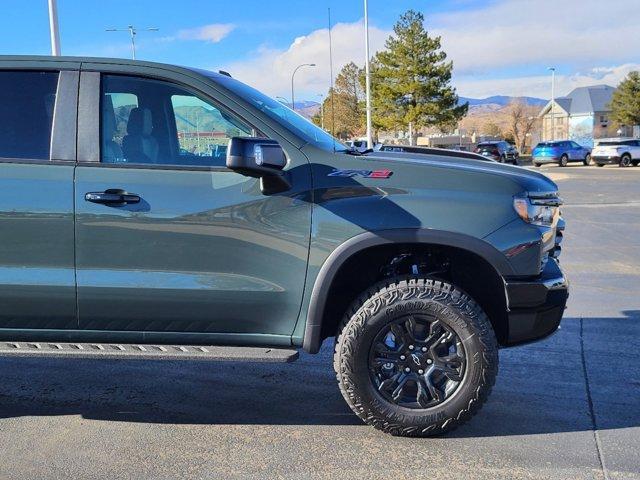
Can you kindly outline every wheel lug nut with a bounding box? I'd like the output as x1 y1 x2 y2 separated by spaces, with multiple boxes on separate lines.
400 355 406 360
408 345 414 350
404 367 411 373
418 369 424 374
421 346 427 352
426 359 433 364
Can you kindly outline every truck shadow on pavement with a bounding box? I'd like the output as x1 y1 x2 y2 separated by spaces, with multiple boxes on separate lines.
0 314 638 438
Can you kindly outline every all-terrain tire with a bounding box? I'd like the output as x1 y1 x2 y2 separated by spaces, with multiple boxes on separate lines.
333 277 498 437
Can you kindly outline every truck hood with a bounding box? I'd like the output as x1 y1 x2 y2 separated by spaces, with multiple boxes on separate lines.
363 151 558 194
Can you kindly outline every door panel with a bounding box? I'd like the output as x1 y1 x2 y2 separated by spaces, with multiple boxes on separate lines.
75 71 312 336
0 164 76 329
75 166 311 335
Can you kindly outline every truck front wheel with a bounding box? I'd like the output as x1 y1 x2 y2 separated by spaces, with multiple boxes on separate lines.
333 277 498 437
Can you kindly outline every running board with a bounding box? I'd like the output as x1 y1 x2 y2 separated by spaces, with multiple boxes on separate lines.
0 341 299 363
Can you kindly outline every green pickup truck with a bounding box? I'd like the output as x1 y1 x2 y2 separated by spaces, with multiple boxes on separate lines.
0 56 568 437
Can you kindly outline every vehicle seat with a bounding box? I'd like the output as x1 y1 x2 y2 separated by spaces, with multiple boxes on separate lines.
102 95 123 163
122 107 159 163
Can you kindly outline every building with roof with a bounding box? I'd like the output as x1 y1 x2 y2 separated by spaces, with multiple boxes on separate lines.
539 85 623 146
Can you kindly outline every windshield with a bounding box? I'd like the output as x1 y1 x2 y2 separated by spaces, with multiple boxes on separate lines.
205 72 347 152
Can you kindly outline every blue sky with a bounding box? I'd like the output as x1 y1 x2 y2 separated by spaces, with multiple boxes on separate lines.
1 0 638 100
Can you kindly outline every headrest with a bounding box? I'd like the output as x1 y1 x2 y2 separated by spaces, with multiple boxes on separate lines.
102 95 117 136
127 107 153 136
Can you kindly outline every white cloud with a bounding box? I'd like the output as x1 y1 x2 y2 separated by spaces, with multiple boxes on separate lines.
456 64 640 99
220 21 390 99
431 0 640 75
218 0 639 100
177 23 235 43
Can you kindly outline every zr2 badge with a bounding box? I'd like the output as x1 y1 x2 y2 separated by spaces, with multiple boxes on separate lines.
327 169 393 179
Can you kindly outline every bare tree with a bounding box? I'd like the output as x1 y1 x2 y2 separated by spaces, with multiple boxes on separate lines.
505 100 541 152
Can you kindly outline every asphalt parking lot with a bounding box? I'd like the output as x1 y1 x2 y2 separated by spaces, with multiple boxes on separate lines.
0 165 638 480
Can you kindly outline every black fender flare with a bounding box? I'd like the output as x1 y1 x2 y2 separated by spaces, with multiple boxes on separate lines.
302 228 514 353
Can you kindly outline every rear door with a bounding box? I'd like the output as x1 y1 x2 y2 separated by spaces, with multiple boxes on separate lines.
0 64 79 330
630 140 640 159
74 66 312 343
569 141 582 159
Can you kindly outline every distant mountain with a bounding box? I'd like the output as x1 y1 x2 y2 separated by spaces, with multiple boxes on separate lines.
278 100 321 119
291 100 320 109
287 96 548 121
459 95 547 107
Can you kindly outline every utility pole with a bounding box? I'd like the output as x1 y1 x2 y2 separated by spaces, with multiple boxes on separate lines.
106 25 159 60
48 0 61 56
291 63 315 112
549 67 556 141
318 94 325 130
364 0 373 149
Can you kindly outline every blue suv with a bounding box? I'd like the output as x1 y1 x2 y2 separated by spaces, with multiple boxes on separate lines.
532 141 592 167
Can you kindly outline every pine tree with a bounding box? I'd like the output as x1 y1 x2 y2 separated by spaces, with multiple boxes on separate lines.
610 71 640 128
372 10 467 144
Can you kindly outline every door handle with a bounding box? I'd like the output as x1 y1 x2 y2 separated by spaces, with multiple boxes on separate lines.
85 189 140 206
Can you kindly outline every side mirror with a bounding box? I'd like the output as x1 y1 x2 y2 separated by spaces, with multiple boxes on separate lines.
226 137 290 194
227 137 286 175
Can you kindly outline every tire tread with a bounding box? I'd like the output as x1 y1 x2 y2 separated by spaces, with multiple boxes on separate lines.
333 276 498 437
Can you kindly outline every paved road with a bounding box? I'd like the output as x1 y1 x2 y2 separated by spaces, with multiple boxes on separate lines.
1 165 639 479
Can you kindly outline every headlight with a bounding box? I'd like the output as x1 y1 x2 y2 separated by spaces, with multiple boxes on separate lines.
513 193 560 227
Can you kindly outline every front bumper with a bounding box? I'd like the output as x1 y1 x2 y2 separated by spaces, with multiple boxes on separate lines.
592 155 620 165
504 258 568 345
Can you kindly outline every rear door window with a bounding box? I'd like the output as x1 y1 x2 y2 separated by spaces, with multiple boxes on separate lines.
0 71 59 160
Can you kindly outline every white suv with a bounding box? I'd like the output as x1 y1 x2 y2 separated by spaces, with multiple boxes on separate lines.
592 139 640 167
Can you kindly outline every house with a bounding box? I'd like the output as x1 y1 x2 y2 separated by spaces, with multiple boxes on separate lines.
539 85 620 146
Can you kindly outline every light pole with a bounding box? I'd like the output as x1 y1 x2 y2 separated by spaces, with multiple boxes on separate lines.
106 25 159 60
548 67 556 141
318 94 325 130
48 0 61 56
291 63 315 112
364 0 373 149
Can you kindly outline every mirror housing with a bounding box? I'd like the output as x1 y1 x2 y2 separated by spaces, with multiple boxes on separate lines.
226 137 291 194
226 137 286 176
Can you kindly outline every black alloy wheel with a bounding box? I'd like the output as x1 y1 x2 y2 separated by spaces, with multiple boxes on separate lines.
369 314 465 409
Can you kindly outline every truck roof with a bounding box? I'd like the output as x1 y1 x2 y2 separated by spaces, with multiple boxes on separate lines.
0 54 224 79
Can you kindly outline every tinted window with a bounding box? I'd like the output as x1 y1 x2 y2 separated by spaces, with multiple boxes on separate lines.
0 71 59 160
101 75 254 167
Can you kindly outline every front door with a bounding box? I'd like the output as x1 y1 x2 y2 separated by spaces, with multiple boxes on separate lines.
74 71 311 342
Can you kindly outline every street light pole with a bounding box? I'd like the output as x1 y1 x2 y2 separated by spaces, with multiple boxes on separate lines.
318 94 325 130
106 25 159 60
364 0 373 149
48 0 61 56
291 63 315 112
548 67 556 141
